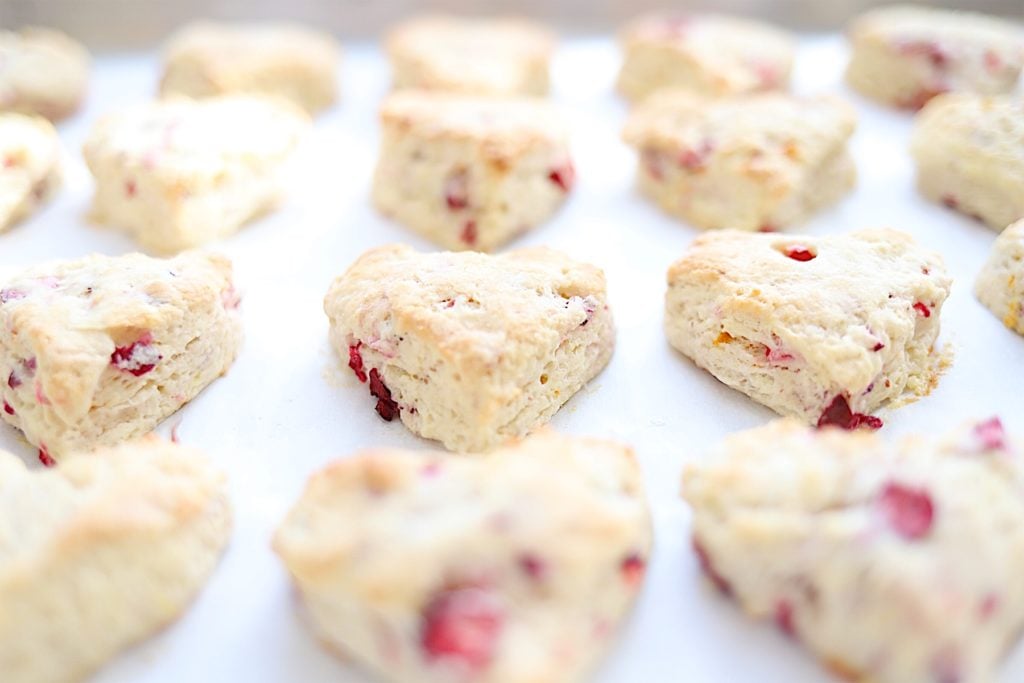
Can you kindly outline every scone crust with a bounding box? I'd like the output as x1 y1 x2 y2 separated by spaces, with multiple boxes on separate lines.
976 218 1024 334
275 430 651 683
0 27 89 121
0 112 62 232
0 436 232 683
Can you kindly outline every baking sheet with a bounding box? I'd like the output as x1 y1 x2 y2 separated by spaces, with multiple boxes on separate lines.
2 34 1023 683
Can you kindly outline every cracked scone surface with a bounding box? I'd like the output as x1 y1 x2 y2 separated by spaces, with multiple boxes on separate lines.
160 21 341 114
82 95 308 254
0 112 61 232
0 27 89 121
845 5 1024 110
976 218 1024 335
664 229 951 427
623 91 856 231
0 436 232 683
683 418 1024 683
910 93 1024 231
372 91 574 252
324 245 614 452
616 13 794 101
386 15 554 96
274 430 651 683
0 250 243 461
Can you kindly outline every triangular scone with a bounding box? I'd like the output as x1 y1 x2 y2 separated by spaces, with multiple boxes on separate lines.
0 437 232 683
683 418 1024 683
0 113 61 232
0 251 243 462
976 219 1024 334
324 245 614 452
665 229 951 428
274 430 651 683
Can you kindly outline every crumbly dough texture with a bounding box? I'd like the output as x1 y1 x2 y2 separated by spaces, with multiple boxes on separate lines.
910 93 1024 231
976 218 1024 335
372 91 574 252
683 418 1024 683
664 229 951 425
623 91 856 231
82 95 308 254
386 15 554 96
274 430 651 683
0 112 61 232
616 13 795 101
324 244 614 452
0 27 90 121
0 250 243 460
160 21 341 115
0 436 232 683
845 5 1024 110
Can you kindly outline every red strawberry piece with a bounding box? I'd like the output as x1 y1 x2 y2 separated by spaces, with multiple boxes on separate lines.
38 446 55 467
444 169 469 210
817 395 883 430
518 554 546 580
620 553 646 586
110 332 161 376
783 245 816 262
692 537 732 596
877 482 934 540
368 368 399 421
548 161 575 192
420 586 503 672
973 417 1007 452
125 179 137 197
678 140 714 170
758 224 777 233
774 600 796 638
941 194 958 210
913 302 931 318
897 40 949 68
7 357 36 390
347 343 368 383
984 50 1003 72
3 401 14 415
872 342 885 352
0 288 25 304
460 220 477 246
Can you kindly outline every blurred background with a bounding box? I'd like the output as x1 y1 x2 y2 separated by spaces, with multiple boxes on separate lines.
4 0 1023 49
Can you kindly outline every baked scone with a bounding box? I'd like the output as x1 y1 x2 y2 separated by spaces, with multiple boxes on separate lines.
372 91 574 252
976 218 1024 335
910 93 1024 231
386 15 554 96
274 430 651 683
683 417 1024 683
0 112 61 232
665 229 951 428
0 251 243 463
846 5 1024 110
0 436 231 683
160 21 341 115
82 95 308 254
616 13 795 102
324 245 614 452
623 91 856 232
0 27 89 121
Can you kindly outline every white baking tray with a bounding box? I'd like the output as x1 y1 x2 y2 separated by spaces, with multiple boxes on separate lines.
2 35 1022 683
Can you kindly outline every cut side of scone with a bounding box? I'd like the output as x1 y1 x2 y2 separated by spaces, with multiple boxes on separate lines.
160 21 341 115
910 93 1024 231
683 417 1024 683
845 5 1024 110
82 95 308 254
274 430 651 683
623 91 856 232
976 218 1024 335
324 245 614 452
616 13 795 101
0 112 62 232
386 15 555 96
0 436 232 683
0 250 243 462
665 229 951 428
372 91 574 252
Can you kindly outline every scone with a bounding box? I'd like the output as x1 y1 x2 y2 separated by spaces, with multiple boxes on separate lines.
386 15 554 96
0 251 243 462
0 113 61 232
0 436 231 683
616 13 795 102
683 418 1024 683
372 91 574 251
910 93 1024 231
623 91 856 232
0 27 90 121
976 218 1024 335
665 229 951 428
160 21 341 115
324 245 614 452
846 5 1024 110
274 430 651 683
82 95 308 254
